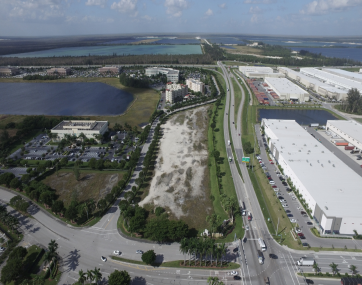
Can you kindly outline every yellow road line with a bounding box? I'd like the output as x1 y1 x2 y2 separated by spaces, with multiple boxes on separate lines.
104 214 115 229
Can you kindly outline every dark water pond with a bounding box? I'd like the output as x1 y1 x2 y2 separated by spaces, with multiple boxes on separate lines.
0 82 134 116
258 109 339 125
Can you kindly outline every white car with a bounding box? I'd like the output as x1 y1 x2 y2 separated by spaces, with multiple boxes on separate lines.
273 188 279 191
230 271 238 276
242 210 246 216
282 204 288 208
245 225 249 231
279 199 287 203
101 256 107 262
295 228 302 234
269 181 275 185
0 247 5 252
136 250 143 254
256 156 261 160
290 218 297 223
113 250 121 255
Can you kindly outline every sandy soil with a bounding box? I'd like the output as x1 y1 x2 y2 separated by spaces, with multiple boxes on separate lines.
140 106 213 220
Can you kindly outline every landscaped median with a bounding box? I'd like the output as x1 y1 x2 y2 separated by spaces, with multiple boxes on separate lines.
111 256 240 270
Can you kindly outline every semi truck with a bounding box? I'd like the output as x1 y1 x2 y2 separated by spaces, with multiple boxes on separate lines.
296 257 315 266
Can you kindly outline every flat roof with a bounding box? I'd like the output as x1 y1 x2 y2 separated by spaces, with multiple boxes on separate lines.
327 120 362 145
52 120 107 131
263 119 362 218
278 67 346 95
323 69 362 83
145 67 179 74
301 68 362 92
239 66 273 73
265 77 308 95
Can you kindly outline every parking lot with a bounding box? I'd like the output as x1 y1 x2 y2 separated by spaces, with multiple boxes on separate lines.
4 132 138 171
256 126 315 246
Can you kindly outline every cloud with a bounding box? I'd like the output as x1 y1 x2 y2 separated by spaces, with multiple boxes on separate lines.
300 0 362 15
205 8 213 16
244 0 276 3
164 0 189 17
251 14 259 23
219 3 226 9
111 0 138 16
249 6 263 14
85 0 107 8
142 15 154 21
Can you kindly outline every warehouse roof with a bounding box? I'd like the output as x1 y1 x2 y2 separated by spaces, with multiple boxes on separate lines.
327 120 362 146
265 77 308 96
278 67 347 95
301 68 362 92
263 119 362 218
323 69 362 83
52 120 107 131
239 66 273 74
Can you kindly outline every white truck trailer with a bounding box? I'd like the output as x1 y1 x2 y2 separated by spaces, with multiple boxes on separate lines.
297 257 315 266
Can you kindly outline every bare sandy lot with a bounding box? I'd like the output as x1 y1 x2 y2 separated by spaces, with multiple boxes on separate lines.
140 105 213 229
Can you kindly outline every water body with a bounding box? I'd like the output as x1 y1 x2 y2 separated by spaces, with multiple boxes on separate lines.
258 109 339 125
2 44 202 58
0 83 134 116
291 47 362 62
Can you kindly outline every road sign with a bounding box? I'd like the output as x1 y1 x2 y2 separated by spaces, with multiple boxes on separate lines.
242 157 250 163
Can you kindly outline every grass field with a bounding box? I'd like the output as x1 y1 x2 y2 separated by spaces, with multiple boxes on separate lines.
0 78 160 128
42 169 124 207
222 45 264 55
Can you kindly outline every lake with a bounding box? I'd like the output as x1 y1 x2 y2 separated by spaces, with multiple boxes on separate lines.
290 47 362 62
2 44 202 58
258 109 339 125
0 83 134 116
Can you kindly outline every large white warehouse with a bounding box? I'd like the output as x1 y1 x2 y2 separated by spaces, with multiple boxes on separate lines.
239 66 285 79
300 68 362 94
326 120 362 151
278 67 348 100
265 77 309 102
262 119 362 235
323 69 362 84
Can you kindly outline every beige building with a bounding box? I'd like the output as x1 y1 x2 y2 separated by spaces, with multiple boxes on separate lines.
186 78 205 94
165 83 188 104
0 67 19 76
98 66 120 74
47 67 71 76
51 120 108 142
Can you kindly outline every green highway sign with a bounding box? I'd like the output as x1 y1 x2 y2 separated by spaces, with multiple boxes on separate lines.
242 157 250 163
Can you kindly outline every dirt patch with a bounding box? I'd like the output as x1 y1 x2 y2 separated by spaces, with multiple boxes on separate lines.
140 105 213 230
42 170 122 206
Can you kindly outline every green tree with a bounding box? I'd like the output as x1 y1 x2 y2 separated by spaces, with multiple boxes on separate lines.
141 250 156 265
21 174 31 184
9 246 27 260
73 166 80 181
78 269 86 284
65 204 78 222
51 200 64 215
108 270 131 285
60 157 69 167
206 214 221 235
86 269 94 283
349 264 357 276
155 206 165 216
92 267 102 284
89 158 97 169
313 262 320 274
10 178 21 189
329 262 338 275
207 276 224 285
0 257 23 284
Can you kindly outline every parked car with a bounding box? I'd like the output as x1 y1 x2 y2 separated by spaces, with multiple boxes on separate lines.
290 218 297 223
272 185 277 188
282 204 288 208
295 228 302 233
101 256 107 262
297 233 304 237
113 250 121 255
136 250 143 254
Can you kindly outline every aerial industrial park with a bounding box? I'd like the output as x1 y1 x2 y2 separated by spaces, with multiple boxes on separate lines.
1 1 362 285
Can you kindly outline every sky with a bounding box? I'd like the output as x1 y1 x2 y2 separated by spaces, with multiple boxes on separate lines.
1 0 362 37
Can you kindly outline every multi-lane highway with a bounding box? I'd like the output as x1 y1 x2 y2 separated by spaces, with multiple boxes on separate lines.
1 64 362 285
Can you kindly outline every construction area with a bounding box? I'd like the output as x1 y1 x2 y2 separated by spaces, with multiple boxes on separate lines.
139 105 213 230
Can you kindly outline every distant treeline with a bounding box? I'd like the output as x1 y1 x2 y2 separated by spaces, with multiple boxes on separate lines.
0 54 214 66
23 75 61 80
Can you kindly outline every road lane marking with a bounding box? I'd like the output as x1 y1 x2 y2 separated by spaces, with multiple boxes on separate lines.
104 214 115 229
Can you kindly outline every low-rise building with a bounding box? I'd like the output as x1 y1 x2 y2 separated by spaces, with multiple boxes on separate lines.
239 66 284 79
98 66 120 74
145 67 179 83
265 77 309 102
165 83 188 104
326 120 362 151
262 119 362 235
51 120 108 142
47 67 71 76
278 67 348 101
186 78 205 94
0 66 19 76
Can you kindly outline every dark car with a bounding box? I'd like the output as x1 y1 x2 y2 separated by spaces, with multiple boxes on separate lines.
282 182 288 186
278 196 284 199
287 214 293 217
285 210 291 213
302 243 309 247
297 233 304 237
306 222 313 225
299 235 306 239
233 276 241 280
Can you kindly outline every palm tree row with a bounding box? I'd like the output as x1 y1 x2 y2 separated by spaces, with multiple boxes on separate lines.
78 267 102 284
179 237 228 267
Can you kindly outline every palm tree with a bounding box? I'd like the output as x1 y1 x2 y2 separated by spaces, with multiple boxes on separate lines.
206 214 221 235
349 265 357 276
86 269 94 283
206 239 215 266
48 240 58 253
219 243 227 266
92 267 102 284
78 269 87 284
329 262 338 275
313 262 319 274
179 238 188 265
200 239 208 266
207 276 223 285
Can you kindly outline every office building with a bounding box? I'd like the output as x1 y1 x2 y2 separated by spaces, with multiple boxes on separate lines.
145 67 179 83
0 66 19 76
262 119 362 235
239 66 284 79
51 120 108 142
47 67 71 76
